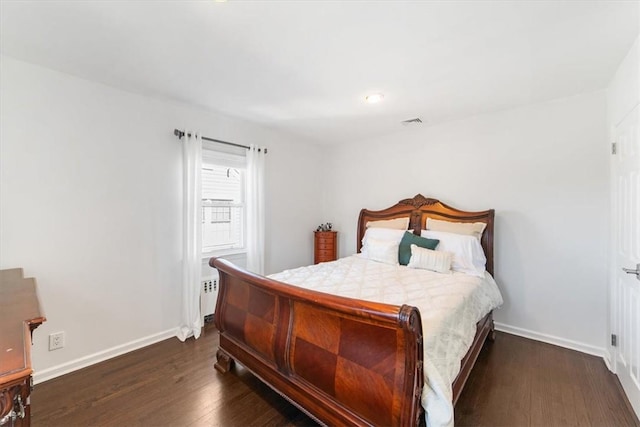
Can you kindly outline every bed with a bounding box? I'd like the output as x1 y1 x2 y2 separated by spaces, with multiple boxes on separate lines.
209 194 502 426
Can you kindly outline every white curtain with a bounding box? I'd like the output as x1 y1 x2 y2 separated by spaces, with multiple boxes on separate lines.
246 145 266 275
178 131 203 341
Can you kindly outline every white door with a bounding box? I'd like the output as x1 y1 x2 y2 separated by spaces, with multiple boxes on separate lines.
613 104 640 417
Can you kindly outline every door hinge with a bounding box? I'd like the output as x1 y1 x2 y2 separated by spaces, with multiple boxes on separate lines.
611 334 617 347
612 142 617 155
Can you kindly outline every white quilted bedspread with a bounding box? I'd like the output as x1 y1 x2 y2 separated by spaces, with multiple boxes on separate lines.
269 254 503 427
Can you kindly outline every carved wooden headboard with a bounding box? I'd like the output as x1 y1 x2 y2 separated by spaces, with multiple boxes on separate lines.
357 194 495 276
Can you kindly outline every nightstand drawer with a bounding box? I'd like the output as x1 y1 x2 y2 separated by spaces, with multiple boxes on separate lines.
316 249 334 258
316 242 334 250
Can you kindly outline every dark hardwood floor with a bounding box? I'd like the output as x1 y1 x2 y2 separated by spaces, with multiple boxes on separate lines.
32 328 639 427
455 333 639 427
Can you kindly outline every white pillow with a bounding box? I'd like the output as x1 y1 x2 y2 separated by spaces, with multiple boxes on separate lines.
366 217 410 230
361 228 405 257
362 238 400 265
426 218 486 240
421 230 486 277
407 244 452 273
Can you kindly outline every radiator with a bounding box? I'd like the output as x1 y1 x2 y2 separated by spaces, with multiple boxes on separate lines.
201 271 219 324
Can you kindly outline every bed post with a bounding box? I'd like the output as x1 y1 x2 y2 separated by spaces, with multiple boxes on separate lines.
215 349 235 373
398 305 425 427
488 315 496 342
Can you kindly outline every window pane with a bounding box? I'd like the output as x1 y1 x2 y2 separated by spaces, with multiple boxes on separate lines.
202 163 245 252
202 166 242 203
202 204 243 251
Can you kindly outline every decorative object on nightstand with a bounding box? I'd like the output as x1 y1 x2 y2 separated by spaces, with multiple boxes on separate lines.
314 224 337 264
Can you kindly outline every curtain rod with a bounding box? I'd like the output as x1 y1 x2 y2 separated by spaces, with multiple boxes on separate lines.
173 129 267 154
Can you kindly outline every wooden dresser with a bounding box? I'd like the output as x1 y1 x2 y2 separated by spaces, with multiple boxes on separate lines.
0 269 45 427
314 231 337 264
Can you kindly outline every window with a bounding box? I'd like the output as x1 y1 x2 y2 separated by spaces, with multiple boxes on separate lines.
202 148 246 254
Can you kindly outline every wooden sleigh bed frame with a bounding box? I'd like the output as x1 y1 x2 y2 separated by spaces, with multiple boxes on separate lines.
209 194 496 426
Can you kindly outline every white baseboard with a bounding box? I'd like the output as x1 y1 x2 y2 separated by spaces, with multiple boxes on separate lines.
33 328 179 384
603 349 615 372
494 322 606 358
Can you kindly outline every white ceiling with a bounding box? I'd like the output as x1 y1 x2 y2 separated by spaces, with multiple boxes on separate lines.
1 1 638 145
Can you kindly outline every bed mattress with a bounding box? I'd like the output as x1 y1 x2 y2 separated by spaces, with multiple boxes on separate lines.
269 254 503 427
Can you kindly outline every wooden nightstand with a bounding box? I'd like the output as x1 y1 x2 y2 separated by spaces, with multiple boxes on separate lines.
314 231 337 264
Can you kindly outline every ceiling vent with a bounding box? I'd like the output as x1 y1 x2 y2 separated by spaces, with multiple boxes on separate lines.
401 118 423 126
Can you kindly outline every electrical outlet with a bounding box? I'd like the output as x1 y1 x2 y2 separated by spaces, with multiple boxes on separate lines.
49 331 65 351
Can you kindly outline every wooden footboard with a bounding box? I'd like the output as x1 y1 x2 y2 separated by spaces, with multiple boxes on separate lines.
210 257 425 427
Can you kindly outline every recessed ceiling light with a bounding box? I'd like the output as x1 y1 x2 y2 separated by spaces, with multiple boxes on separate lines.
365 93 384 104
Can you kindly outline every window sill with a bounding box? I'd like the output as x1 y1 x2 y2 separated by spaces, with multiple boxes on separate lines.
202 249 247 260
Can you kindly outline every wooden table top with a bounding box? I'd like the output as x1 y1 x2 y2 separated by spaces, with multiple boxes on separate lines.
0 268 45 383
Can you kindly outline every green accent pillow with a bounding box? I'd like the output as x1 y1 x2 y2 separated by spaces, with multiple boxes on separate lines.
398 232 439 266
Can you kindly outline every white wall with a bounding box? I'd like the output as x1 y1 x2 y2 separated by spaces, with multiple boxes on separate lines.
0 55 324 380
324 91 609 353
608 37 639 128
